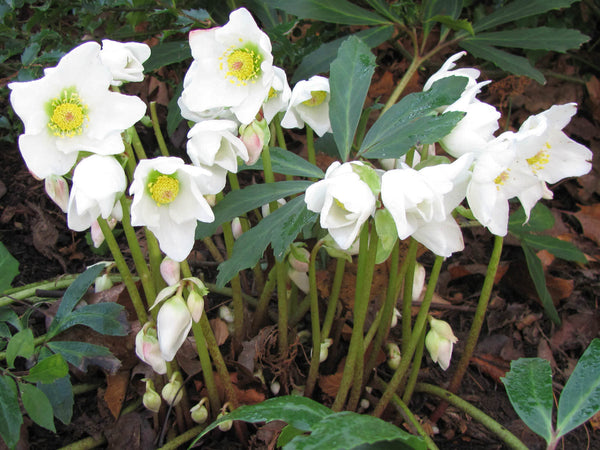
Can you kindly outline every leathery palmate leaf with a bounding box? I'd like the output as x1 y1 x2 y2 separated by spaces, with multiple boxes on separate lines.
465 27 588 53
264 0 390 25
501 358 554 443
239 147 325 179
0 375 22 449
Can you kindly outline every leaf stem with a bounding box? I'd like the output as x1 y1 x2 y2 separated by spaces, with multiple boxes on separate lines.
150 101 170 157
320 257 345 340
305 240 324 398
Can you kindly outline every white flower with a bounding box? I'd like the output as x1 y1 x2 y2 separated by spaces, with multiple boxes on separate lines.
381 154 473 257
135 323 167 375
160 257 181 286
179 7 274 125
514 103 592 184
67 155 126 232
425 317 458 371
9 42 146 179
263 66 291 123
100 39 151 86
129 157 216 261
281 75 332 137
305 161 376 250
156 294 192 362
44 175 69 213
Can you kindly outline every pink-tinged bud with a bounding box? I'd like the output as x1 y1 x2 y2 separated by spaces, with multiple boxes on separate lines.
289 246 310 273
231 217 243 240
143 379 161 413
90 217 117 248
288 268 310 294
161 372 183 406
157 294 192 361
425 317 458 371
135 323 167 375
160 257 181 286
412 263 426 302
239 117 270 165
94 274 113 293
187 289 204 323
44 175 69 213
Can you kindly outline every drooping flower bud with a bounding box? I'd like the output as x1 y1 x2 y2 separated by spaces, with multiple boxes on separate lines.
94 273 113 293
160 257 181 286
425 317 458 371
217 411 233 432
288 268 310 294
262 198 286 217
412 263 426 302
270 380 281 395
289 245 310 273
231 217 243 240
319 338 333 363
44 175 69 213
135 323 167 375
143 379 161 413
218 305 234 324
190 399 209 424
386 343 401 370
187 289 205 323
239 116 270 165
156 294 192 361
90 217 117 248
162 372 184 406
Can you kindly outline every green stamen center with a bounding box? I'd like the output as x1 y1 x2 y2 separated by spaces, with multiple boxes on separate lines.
302 90 328 107
220 44 263 86
148 175 179 206
47 88 88 138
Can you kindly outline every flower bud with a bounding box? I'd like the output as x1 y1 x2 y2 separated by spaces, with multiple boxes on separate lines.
90 217 117 248
288 268 309 294
162 372 183 406
94 273 113 293
160 257 180 286
289 246 310 273
386 343 401 370
187 289 204 323
190 399 209 424
45 175 69 213
135 323 167 374
412 263 426 302
261 198 286 217
390 308 400 328
231 217 243 240
425 317 458 371
239 117 270 165
319 339 333 363
270 380 281 395
218 305 234 324
157 295 192 361
359 398 370 411
143 379 161 413
217 412 233 432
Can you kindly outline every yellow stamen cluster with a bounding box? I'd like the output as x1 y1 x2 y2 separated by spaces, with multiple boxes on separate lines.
302 90 328 107
148 175 179 206
219 45 262 86
494 170 510 190
526 143 551 173
48 90 88 138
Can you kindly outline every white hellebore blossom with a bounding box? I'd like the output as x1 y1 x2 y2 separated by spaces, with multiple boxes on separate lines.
263 66 291 123
305 161 376 250
100 39 151 86
156 293 192 362
130 157 216 262
44 175 70 213
135 323 167 374
425 317 458 371
9 41 146 179
179 7 274 125
381 154 473 257
281 75 332 137
67 155 126 232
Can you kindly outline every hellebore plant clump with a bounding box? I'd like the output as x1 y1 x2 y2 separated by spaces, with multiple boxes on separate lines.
2 3 599 450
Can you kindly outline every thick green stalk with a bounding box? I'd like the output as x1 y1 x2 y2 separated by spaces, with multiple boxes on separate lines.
430 235 504 423
306 125 316 166
276 261 289 356
129 126 148 160
0 275 79 306
97 218 147 323
320 257 345 340
402 324 426 405
221 212 244 351
150 101 170 157
415 383 528 450
145 229 166 293
275 119 287 150
305 241 324 398
401 239 418 355
381 55 422 115
158 425 205 450
251 266 277 334
373 255 444 417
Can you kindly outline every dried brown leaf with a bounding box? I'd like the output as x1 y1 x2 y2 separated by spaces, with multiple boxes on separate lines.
104 370 129 419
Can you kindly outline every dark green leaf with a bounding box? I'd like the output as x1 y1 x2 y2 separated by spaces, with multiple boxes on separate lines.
0 307 21 331
195 181 313 239
330 36 376 161
6 328 34 368
501 358 554 443
521 242 560 324
422 0 462 36
47 341 120 374
286 411 426 450
519 235 587 263
466 27 589 52
48 263 106 336
508 203 554 233
144 40 190 72
21 42 40 65
471 0 579 33
23 353 68 384
278 425 305 448
428 15 473 36
216 196 317 287
20 383 55 432
181 8 210 23
556 339 600 438
52 303 127 336
0 243 19 293
359 76 468 159
459 40 545 84
293 26 393 83
167 81 184 137
264 0 390 25
37 376 73 425
0 375 22 449
240 147 325 179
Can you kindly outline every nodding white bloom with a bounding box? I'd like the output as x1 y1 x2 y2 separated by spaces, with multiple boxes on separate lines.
425 317 458 371
160 257 181 286
9 42 146 179
305 161 376 250
100 39 151 86
263 66 291 123
281 75 332 137
424 51 500 158
381 154 473 257
156 293 192 362
179 7 274 125
467 133 542 236
44 175 70 213
67 155 126 232
129 157 216 262
514 103 592 185
135 323 167 375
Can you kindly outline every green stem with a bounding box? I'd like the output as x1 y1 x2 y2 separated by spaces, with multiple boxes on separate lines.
97 218 147 323
158 425 205 450
0 275 80 306
401 239 418 355
430 235 504 423
221 211 244 350
58 436 107 450
130 126 147 160
306 125 316 166
373 255 444 417
320 257 345 340
150 101 170 157
275 120 287 150
145 228 166 293
251 266 277 334
415 383 528 450
276 261 288 356
305 241 324 398
381 55 422 115
402 323 426 405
